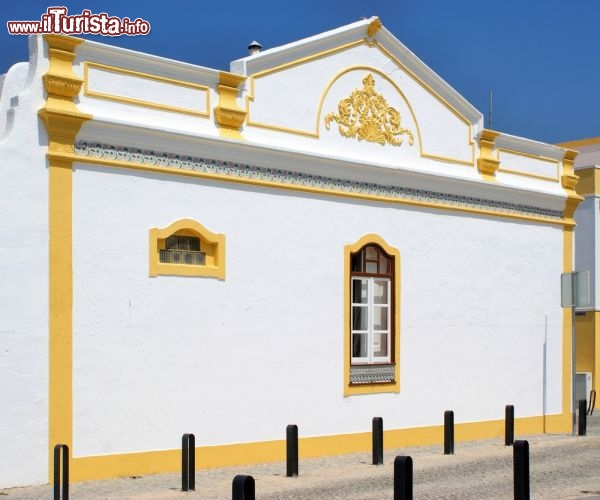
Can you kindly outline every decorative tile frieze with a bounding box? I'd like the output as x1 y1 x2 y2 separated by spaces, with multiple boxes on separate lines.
74 141 564 221
350 364 395 384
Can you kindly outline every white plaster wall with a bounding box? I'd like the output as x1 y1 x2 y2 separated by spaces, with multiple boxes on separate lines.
72 163 564 457
0 35 49 488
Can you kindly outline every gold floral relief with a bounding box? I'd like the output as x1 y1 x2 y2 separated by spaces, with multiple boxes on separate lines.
325 74 414 147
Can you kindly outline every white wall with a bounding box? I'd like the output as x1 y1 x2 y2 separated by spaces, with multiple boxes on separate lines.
72 163 564 457
0 36 49 488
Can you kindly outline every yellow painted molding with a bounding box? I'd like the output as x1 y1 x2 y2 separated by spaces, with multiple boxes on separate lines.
367 17 382 38
83 62 211 118
68 414 568 482
149 218 226 280
215 71 247 139
496 147 560 182
343 234 401 396
477 129 500 179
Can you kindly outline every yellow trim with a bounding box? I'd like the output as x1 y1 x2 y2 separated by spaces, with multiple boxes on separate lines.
39 34 92 483
83 61 210 118
575 167 600 196
57 150 571 228
343 234 401 396
69 414 561 481
214 71 247 139
149 219 226 280
496 147 560 182
244 39 475 167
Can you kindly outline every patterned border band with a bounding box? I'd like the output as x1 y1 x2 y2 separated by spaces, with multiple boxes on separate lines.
74 141 564 221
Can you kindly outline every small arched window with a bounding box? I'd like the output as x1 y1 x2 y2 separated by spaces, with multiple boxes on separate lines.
149 219 225 279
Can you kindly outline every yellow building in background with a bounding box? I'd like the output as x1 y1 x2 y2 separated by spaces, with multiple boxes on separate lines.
559 137 600 401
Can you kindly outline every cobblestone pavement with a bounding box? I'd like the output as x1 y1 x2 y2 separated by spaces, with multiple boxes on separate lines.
3 414 600 499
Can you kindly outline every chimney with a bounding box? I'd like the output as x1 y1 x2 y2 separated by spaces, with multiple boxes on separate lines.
248 41 262 56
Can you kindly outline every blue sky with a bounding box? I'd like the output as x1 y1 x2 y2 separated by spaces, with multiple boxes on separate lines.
2 1 598 144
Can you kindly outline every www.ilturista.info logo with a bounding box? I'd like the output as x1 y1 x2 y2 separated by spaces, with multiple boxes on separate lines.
7 7 151 36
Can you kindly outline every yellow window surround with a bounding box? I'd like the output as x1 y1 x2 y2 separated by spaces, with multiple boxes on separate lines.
149 219 225 279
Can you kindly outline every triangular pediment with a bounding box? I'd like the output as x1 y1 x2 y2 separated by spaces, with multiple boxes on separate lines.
231 17 483 168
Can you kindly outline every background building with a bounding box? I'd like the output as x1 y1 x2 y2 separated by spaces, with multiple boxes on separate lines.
559 137 600 402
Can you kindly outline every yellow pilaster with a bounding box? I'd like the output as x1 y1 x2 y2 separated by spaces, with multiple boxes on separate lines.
214 72 246 140
38 34 91 482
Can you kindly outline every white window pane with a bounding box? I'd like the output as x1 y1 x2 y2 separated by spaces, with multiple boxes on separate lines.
352 279 368 304
373 279 389 304
365 246 377 260
373 306 388 330
373 333 388 357
352 333 368 357
352 306 368 330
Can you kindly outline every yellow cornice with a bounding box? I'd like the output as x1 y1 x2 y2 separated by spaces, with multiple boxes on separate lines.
477 129 500 180
214 71 247 140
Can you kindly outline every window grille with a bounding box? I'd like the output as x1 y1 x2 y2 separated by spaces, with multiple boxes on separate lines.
160 235 205 265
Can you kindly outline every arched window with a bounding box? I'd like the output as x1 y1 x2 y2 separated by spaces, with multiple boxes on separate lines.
149 219 225 279
344 235 400 395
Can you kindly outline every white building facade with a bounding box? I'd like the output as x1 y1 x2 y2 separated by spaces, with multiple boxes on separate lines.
0 18 581 487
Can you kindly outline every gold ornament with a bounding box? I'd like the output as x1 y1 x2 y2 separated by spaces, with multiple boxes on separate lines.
325 74 414 147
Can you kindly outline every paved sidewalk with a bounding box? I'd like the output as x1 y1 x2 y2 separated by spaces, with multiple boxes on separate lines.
3 414 600 499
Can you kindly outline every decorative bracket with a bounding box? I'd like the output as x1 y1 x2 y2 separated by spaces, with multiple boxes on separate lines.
477 129 500 178
214 72 247 139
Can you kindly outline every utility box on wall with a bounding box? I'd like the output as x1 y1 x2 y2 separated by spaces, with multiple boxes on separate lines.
576 372 593 403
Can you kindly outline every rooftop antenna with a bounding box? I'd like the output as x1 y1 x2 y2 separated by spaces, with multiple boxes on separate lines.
488 90 493 129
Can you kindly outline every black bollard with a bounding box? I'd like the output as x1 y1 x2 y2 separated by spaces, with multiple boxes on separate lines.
232 474 255 500
53 444 69 500
513 440 530 500
505 405 515 446
444 411 454 455
286 424 299 477
393 456 413 500
372 417 384 465
578 399 587 436
181 433 195 491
